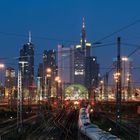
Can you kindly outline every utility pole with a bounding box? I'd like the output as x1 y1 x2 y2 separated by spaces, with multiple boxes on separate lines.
17 61 28 132
127 61 132 100
116 37 122 130
104 72 109 101
17 70 23 132
37 76 41 111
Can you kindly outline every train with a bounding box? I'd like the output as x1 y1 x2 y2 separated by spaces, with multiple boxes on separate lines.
78 108 120 140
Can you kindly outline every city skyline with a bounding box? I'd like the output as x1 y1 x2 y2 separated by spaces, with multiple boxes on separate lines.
0 1 139 139
0 0 140 83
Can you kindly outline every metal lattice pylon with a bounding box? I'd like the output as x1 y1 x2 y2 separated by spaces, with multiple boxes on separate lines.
17 70 23 131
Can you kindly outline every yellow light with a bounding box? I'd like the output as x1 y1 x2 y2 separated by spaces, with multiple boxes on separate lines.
76 45 81 48
100 80 104 84
86 43 91 47
90 109 94 113
55 76 60 81
126 78 130 81
0 64 5 68
46 68 51 73
122 57 128 61
46 74 51 77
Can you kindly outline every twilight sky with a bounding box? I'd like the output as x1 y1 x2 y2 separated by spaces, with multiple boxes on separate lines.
0 0 140 84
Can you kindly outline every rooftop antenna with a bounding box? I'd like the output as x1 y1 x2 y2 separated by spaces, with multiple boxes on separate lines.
29 31 32 43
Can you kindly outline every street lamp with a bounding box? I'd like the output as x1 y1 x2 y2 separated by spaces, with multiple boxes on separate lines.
37 76 42 111
17 61 28 131
121 56 128 100
55 76 61 99
46 68 52 99
100 80 104 100
0 64 5 86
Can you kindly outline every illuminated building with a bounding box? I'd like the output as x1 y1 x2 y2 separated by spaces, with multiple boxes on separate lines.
5 67 16 97
73 45 85 85
43 49 57 97
19 32 34 96
58 18 100 91
43 49 57 79
58 45 74 84
85 56 99 88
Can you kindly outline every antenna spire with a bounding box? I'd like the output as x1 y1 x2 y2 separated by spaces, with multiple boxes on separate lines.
82 17 85 28
29 31 32 43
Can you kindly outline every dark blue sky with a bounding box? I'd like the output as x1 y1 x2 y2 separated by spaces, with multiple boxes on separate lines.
0 0 140 83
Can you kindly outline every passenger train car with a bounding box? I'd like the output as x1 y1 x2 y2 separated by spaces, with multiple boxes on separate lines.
78 108 120 140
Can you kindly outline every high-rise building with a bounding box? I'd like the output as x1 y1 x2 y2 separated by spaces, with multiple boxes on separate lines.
5 67 16 97
57 18 99 91
73 45 85 85
85 56 99 88
58 45 74 84
74 18 99 88
43 49 57 79
73 17 87 85
19 32 34 94
43 49 57 98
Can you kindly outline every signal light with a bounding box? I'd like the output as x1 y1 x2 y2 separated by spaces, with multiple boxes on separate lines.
54 101 57 106
74 101 79 105
91 100 95 106
65 101 69 106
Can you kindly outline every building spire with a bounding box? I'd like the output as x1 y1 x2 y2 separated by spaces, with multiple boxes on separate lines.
82 17 85 28
81 17 86 51
29 31 32 43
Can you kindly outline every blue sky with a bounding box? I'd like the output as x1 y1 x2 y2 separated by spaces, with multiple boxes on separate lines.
0 0 140 83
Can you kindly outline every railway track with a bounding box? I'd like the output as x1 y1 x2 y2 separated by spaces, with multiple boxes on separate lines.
25 108 79 140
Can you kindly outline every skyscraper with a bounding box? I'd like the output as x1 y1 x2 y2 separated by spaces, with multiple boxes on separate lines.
19 32 34 95
73 45 85 85
43 49 57 79
43 49 57 98
73 17 87 85
58 45 74 84
74 18 99 88
85 56 99 88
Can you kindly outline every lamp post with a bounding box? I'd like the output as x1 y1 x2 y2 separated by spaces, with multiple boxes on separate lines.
17 61 28 132
121 56 128 100
0 64 5 86
100 80 104 100
37 76 41 112
0 64 5 102
55 76 59 98
55 76 61 98
46 68 52 99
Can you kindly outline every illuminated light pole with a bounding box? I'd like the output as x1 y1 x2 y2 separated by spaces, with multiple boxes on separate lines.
121 56 128 100
126 73 131 100
55 76 62 98
0 64 5 101
17 61 28 132
46 68 52 99
100 80 104 100
104 72 109 101
55 76 60 98
116 37 122 130
37 76 41 111
0 64 5 86
58 79 62 100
